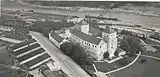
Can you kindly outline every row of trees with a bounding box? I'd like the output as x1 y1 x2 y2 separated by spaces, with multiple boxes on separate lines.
28 20 74 37
0 15 27 28
120 30 146 40
60 42 93 65
60 42 96 76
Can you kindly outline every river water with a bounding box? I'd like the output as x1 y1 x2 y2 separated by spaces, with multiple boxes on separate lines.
2 1 160 28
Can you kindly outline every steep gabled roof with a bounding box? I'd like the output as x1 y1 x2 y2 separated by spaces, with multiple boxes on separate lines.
50 32 64 43
70 29 101 45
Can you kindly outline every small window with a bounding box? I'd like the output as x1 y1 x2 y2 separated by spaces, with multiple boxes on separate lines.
100 46 101 48
92 45 94 47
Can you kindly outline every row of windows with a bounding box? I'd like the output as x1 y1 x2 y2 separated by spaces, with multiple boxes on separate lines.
71 35 97 48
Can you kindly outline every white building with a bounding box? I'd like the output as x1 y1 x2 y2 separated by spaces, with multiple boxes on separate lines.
49 31 68 48
67 18 84 24
49 20 117 60
65 20 118 60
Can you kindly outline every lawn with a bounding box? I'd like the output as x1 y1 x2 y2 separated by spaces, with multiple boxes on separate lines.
111 56 160 77
94 55 136 73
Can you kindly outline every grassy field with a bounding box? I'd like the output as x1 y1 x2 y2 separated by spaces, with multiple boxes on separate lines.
94 55 136 73
111 56 160 77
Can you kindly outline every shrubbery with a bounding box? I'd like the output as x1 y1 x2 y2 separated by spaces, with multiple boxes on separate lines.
28 20 74 37
60 42 93 65
120 36 143 55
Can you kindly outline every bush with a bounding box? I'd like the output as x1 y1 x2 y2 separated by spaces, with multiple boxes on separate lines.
139 59 147 64
120 36 143 55
60 43 91 65
29 20 74 38
103 52 109 59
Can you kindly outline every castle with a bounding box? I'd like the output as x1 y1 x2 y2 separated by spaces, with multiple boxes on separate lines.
49 20 117 60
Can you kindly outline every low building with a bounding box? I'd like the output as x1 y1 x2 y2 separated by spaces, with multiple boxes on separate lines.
10 39 51 70
67 18 84 24
49 31 68 48
0 25 14 32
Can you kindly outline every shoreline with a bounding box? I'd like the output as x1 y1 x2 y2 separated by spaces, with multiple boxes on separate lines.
22 1 160 17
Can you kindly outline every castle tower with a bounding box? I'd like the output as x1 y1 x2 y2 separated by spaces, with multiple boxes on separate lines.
102 26 117 58
79 20 90 34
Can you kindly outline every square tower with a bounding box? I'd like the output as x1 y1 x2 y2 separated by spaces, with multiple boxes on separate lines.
102 27 117 58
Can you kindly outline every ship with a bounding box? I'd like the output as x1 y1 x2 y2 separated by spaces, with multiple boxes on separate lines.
85 12 120 21
85 15 119 21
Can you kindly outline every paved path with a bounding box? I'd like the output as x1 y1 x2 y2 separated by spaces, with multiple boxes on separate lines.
104 52 141 74
30 31 90 77
149 38 160 44
138 54 160 61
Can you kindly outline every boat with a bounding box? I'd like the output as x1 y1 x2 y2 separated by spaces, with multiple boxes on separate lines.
85 14 120 21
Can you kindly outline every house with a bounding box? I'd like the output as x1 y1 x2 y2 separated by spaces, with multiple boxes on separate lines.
49 31 68 48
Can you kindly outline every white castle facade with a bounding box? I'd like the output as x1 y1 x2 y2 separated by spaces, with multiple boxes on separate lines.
64 20 118 60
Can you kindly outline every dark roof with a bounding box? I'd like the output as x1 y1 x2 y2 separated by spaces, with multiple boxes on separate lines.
17 48 45 62
70 29 101 45
50 32 64 43
23 53 50 68
13 43 40 56
104 26 115 34
10 39 36 50
78 20 88 25
89 27 102 37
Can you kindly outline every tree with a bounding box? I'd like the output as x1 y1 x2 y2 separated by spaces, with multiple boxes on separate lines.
26 35 32 39
60 42 74 56
114 50 119 56
126 36 143 53
139 59 147 64
103 52 109 59
120 36 143 55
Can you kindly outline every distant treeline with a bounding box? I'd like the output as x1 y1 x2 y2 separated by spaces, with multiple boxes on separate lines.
23 1 160 8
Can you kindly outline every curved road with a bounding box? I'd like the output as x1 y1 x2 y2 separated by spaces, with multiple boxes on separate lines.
30 31 90 77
